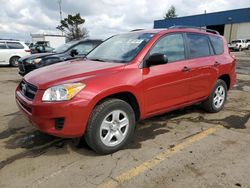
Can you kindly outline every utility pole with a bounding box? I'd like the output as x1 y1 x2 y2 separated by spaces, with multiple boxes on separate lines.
58 0 63 35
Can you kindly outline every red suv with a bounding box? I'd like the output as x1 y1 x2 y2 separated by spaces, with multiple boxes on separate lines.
16 27 236 154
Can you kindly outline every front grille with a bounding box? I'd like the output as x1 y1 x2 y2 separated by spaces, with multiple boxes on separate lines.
20 80 37 100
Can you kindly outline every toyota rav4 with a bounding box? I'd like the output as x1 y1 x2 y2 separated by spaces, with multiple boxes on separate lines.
16 27 236 154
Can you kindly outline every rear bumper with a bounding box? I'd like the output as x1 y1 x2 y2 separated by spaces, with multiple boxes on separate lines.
230 68 237 90
16 89 90 138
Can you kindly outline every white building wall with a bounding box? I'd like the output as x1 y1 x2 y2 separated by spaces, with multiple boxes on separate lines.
44 36 66 48
236 22 250 39
32 36 45 43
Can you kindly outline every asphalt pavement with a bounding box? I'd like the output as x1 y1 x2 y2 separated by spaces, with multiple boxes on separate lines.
0 52 250 188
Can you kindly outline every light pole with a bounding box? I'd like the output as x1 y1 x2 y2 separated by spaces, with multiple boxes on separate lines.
58 0 63 35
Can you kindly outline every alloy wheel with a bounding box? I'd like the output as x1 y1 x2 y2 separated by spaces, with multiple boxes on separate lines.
99 110 129 147
213 85 225 109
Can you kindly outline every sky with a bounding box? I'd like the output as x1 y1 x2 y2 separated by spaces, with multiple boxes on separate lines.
0 0 249 41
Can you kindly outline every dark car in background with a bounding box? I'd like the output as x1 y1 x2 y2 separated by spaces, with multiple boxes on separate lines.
30 41 54 54
18 39 102 75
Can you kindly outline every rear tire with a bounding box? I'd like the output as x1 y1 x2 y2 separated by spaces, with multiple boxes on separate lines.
9 56 20 67
202 79 227 113
85 99 135 154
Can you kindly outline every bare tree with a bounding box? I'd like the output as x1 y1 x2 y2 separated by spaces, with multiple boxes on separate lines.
56 13 88 41
164 5 177 19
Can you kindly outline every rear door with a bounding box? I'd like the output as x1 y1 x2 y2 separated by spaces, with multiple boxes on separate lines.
184 33 217 101
6 42 25 57
142 33 191 115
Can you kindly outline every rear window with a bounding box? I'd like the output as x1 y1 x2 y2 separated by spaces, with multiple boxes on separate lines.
0 42 7 49
209 36 224 55
186 33 211 59
6 42 24 49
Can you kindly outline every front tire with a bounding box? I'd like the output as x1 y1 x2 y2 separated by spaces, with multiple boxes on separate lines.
9 56 20 67
202 79 227 113
85 99 135 154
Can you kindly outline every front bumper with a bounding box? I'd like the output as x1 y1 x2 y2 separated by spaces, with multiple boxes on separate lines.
18 61 36 76
16 87 90 138
228 45 239 50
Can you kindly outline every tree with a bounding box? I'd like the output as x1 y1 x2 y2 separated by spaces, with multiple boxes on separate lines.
56 13 88 41
164 5 177 19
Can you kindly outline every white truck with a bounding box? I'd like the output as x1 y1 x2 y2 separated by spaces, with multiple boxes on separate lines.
228 39 249 51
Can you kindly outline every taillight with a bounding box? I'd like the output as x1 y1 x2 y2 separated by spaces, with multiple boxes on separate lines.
25 49 31 52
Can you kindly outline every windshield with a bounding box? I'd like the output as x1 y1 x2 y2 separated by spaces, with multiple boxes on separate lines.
231 40 241 43
87 33 155 63
54 41 78 53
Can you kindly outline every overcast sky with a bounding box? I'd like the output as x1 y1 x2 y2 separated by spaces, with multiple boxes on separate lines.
0 0 249 41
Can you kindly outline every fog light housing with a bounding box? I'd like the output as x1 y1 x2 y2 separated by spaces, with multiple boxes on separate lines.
55 118 65 130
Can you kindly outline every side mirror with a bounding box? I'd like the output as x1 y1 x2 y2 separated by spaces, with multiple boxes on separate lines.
70 49 79 57
145 53 168 67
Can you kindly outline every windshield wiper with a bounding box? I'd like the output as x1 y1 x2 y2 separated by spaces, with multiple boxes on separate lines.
88 58 106 62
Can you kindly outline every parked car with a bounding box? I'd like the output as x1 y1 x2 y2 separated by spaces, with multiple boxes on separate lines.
18 39 103 75
246 39 250 50
30 41 54 54
228 39 248 51
16 27 236 154
0 39 31 66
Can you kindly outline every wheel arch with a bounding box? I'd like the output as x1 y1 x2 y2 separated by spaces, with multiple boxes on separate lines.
9 55 21 64
218 74 231 90
90 90 141 122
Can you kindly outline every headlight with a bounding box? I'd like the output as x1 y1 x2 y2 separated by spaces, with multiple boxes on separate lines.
26 58 42 64
42 83 86 102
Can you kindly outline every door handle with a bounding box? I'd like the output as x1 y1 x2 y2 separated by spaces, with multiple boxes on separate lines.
214 62 221 67
182 66 191 72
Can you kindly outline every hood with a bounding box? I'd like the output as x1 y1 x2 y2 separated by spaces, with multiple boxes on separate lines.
24 59 125 89
19 53 55 61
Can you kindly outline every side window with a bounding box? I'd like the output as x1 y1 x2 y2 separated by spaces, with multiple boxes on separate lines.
0 42 7 49
149 34 185 62
186 33 211 58
73 43 94 55
6 42 24 49
209 36 224 55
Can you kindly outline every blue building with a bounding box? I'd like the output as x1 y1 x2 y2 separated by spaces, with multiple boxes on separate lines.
154 8 250 42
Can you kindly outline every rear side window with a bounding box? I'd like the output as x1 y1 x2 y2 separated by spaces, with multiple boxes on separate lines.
0 42 7 49
149 34 185 62
209 36 224 55
186 33 211 58
6 42 24 49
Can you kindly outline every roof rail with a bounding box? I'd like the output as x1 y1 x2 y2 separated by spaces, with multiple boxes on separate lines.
0 38 20 41
169 25 220 35
130 29 144 32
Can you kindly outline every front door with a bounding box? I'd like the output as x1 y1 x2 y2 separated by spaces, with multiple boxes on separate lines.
142 33 191 115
